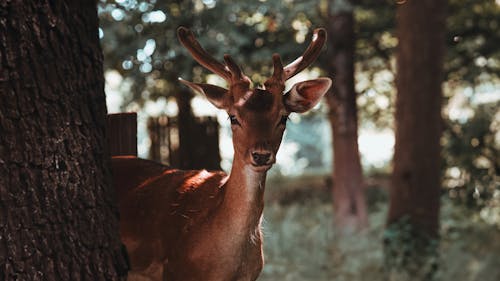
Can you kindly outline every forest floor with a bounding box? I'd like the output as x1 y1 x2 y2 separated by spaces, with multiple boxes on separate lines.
258 174 500 281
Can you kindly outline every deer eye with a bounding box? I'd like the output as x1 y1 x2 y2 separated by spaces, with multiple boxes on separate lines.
229 115 240 126
278 115 289 126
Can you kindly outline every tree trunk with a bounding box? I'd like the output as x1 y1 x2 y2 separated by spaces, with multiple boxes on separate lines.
385 0 446 279
0 1 128 280
175 87 197 169
174 87 221 171
325 2 368 234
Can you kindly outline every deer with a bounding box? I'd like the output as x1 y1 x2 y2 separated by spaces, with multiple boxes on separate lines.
112 26 332 281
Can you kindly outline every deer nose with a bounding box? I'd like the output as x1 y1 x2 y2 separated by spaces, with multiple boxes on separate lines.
251 151 272 166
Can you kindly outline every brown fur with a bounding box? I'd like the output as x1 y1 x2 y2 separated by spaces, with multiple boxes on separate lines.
112 156 265 281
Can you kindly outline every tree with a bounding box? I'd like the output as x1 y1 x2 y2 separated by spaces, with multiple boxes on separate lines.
324 0 368 232
0 1 128 279
384 0 447 279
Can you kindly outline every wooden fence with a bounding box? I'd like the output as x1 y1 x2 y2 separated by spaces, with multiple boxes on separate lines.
107 113 221 170
148 116 220 170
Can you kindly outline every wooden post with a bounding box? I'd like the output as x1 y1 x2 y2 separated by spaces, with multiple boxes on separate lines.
107 113 138 156
147 115 220 170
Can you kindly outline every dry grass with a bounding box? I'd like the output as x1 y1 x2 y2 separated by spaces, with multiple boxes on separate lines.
259 175 500 281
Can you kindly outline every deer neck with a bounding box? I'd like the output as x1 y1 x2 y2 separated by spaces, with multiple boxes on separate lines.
221 156 267 225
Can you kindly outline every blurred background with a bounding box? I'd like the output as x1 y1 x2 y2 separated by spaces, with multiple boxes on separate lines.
98 0 499 280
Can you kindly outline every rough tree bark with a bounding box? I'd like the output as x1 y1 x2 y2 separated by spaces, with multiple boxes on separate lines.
325 0 368 233
385 0 446 279
0 1 128 280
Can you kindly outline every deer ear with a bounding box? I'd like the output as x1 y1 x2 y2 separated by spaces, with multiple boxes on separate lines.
179 78 229 109
283 78 332 113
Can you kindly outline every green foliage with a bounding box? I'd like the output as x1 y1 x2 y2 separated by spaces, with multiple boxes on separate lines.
98 0 325 108
442 101 499 212
354 1 397 129
446 0 500 83
353 0 500 128
383 217 440 281
99 0 499 130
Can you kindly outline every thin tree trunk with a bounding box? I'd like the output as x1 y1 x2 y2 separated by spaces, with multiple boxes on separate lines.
175 87 196 169
385 0 446 279
326 1 368 233
0 1 128 279
175 86 221 171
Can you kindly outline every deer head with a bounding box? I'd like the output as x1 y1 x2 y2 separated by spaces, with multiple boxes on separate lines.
178 27 332 172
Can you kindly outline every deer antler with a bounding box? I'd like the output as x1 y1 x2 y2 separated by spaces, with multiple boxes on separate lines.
224 54 244 80
282 28 327 80
270 53 284 81
178 27 246 83
178 26 326 89
177 27 232 81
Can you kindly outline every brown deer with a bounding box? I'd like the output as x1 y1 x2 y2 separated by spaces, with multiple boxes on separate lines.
112 26 332 281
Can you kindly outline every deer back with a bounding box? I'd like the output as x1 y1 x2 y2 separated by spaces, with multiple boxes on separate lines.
112 156 227 270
